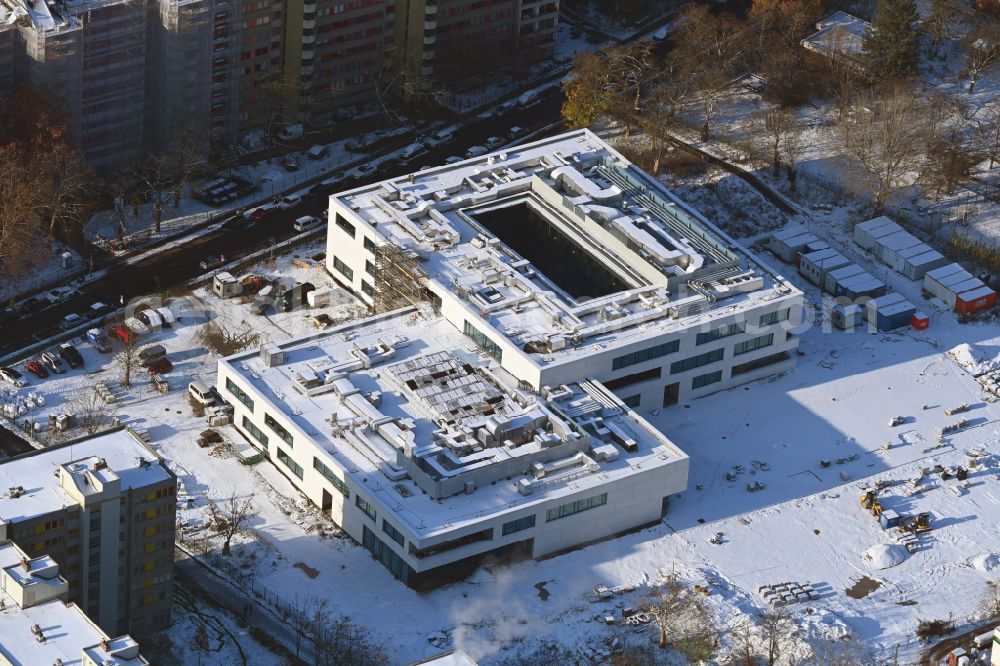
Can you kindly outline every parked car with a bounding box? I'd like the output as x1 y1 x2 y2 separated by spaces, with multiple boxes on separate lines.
283 155 300 172
221 215 253 232
345 163 377 180
445 156 463 165
88 328 113 353
465 145 488 159
26 360 48 378
46 287 76 304
494 99 516 116
59 313 84 330
485 136 504 150
18 297 44 314
424 127 456 148
0 367 25 387
58 343 84 369
146 358 173 374
277 192 303 210
188 381 215 406
243 203 277 221
139 344 167 367
508 126 527 140
136 309 163 329
125 317 150 335
199 255 225 271
107 324 136 345
307 144 329 160
517 89 540 107
399 142 428 163
89 302 112 317
293 215 322 233
278 124 304 141
41 352 66 374
0 307 15 324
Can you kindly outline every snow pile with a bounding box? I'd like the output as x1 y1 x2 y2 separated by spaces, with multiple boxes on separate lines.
862 544 909 570
971 552 1000 572
948 343 1000 375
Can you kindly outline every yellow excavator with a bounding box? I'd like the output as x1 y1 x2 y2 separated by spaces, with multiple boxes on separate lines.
899 512 932 534
860 490 884 518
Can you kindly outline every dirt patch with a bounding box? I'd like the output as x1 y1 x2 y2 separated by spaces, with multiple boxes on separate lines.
293 562 319 579
845 575 881 599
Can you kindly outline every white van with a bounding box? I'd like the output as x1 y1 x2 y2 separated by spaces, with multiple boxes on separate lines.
293 215 322 232
188 381 215 406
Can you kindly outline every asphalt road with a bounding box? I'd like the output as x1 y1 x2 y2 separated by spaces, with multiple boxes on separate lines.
0 88 565 359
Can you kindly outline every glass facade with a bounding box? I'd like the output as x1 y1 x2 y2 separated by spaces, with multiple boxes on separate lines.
692 370 723 389
332 256 354 281
463 320 502 361
362 526 410 582
611 340 680 371
734 333 774 356
382 519 405 546
670 348 724 374
241 416 268 447
501 515 536 536
696 322 745 345
276 448 303 479
313 457 349 497
356 495 376 521
759 308 790 326
264 413 292 446
226 377 253 411
545 493 608 522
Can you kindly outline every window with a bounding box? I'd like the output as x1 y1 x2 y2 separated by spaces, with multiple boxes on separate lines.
623 394 641 408
692 370 723 389
264 413 293 446
356 495 376 521
363 236 377 252
408 528 493 558
332 256 354 281
463 320 502 361
501 515 536 536
546 493 607 522
362 526 410 582
732 351 790 376
361 280 375 297
365 259 376 276
670 348 724 374
276 448 303 479
382 520 405 546
226 377 254 411
734 333 774 356
696 322 745 345
611 340 679 371
334 214 355 238
313 458 349 497
603 367 661 390
242 416 268 447
759 308 790 326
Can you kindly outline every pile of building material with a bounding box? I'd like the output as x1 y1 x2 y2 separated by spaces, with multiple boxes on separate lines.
757 581 819 606
854 216 949 280
924 263 997 315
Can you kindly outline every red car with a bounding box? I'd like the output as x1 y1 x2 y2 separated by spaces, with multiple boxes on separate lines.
107 324 135 345
146 358 173 374
26 360 49 378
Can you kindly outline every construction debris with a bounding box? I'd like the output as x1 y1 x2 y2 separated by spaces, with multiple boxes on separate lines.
758 581 819 607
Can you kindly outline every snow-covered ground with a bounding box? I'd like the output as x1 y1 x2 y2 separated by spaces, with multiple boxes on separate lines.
0 243 85 303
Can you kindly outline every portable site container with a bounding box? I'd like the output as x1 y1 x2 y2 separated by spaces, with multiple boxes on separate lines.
799 249 849 286
795 240 829 266
874 230 922 270
824 263 865 294
213 271 242 299
831 303 864 330
871 298 916 332
836 273 886 300
864 292 905 322
924 263 974 304
853 216 902 250
956 285 997 315
911 311 929 330
879 509 902 529
902 248 948 281
769 230 819 263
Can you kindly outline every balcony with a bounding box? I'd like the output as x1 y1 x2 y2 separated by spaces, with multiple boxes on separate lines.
302 33 316 45
301 64 314 76
303 1 316 12
421 64 434 76
303 18 316 29
424 18 436 29
423 33 436 45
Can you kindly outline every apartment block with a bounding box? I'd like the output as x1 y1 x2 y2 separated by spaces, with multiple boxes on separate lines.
0 429 176 638
0 537 149 666
396 0 556 95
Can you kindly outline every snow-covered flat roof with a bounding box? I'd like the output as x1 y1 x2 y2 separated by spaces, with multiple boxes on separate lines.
0 542 147 665
222 310 688 537
0 429 170 522
331 129 798 367
802 11 870 61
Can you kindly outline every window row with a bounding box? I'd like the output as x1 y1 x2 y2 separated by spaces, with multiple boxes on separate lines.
545 493 607 522
611 340 679 371
226 377 254 411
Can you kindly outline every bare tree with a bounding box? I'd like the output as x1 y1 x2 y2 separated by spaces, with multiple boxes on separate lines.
839 88 926 214
979 100 1000 169
642 577 717 660
782 122 807 192
801 637 872 665
209 490 257 556
68 388 118 435
920 127 982 198
115 332 138 389
964 24 1000 94
752 104 797 176
979 579 1000 619
641 86 680 175
925 0 957 56
759 607 794 665
728 617 757 666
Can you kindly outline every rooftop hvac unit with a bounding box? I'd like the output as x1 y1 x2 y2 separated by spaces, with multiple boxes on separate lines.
259 342 284 367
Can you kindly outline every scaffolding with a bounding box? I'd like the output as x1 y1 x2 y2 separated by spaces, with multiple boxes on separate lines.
373 244 428 314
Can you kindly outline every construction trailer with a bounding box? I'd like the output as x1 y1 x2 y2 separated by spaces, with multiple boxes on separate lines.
795 240 830 266
854 216 901 250
830 303 864 330
769 227 820 263
799 248 850 286
911 311 930 330
213 271 242 298
835 272 887 300
924 263 997 314
865 292 917 332
824 263 865 294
